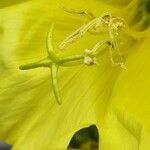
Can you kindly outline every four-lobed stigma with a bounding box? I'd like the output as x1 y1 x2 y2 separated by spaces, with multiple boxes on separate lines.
19 9 127 105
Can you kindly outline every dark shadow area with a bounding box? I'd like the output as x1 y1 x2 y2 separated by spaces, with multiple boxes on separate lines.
0 141 12 150
144 0 150 14
67 125 99 150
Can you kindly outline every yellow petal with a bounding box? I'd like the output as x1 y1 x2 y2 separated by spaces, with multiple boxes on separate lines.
0 0 150 150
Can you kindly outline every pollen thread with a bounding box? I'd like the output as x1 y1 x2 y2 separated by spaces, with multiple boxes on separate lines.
59 10 127 68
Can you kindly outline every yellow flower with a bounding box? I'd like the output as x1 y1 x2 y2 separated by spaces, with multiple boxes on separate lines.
0 0 150 149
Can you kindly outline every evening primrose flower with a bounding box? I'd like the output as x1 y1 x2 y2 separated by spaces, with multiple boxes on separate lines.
0 0 150 150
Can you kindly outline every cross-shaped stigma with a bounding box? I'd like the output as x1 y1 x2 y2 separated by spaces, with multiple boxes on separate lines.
19 24 102 105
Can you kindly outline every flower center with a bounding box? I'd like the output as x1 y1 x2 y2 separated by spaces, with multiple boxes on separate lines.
19 10 133 105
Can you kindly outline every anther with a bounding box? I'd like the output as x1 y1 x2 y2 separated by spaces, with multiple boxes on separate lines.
84 56 97 65
61 7 95 19
83 49 96 65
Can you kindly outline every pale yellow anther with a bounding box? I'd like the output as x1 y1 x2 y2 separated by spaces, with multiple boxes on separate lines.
91 41 107 54
84 49 92 55
83 49 97 65
108 45 126 69
109 17 127 39
84 56 97 65
61 7 95 19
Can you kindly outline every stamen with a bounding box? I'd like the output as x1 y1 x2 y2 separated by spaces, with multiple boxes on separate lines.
82 40 125 68
91 40 108 55
59 12 112 50
59 11 126 68
109 17 127 39
61 7 95 19
59 18 97 50
108 43 126 69
109 49 126 69
82 41 107 65
97 12 112 26
83 49 96 65
84 56 97 65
